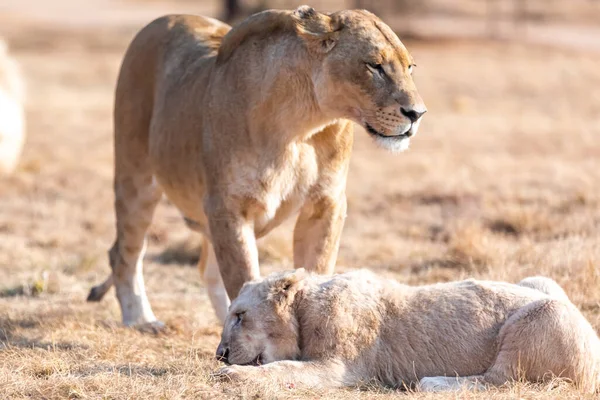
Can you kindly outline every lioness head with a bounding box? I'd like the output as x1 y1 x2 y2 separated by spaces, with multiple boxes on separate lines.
216 270 306 365
293 6 426 152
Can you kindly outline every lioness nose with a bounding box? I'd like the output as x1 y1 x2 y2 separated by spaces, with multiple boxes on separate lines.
216 344 230 363
401 107 426 123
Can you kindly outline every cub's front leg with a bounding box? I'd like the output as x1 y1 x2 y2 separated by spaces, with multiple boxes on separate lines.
216 360 349 389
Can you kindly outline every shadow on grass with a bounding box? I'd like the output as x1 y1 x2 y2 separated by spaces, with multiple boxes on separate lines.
152 237 202 266
74 363 170 378
0 315 88 351
408 258 459 273
151 235 291 266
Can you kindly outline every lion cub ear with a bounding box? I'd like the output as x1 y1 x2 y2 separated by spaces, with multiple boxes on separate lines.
292 5 340 53
268 269 307 309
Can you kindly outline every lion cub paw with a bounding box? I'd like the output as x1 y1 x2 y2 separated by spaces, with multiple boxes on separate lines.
418 376 486 392
214 365 257 382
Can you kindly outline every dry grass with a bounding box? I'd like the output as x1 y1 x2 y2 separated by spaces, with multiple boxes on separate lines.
1 1 600 398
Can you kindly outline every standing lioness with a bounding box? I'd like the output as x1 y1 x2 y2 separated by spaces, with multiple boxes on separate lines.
88 6 426 327
216 270 600 393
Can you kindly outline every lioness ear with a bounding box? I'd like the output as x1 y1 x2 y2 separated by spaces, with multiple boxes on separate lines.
268 269 307 308
292 5 340 53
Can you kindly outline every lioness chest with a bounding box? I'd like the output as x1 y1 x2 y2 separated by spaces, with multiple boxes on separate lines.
227 142 326 237
154 138 340 238
152 97 350 238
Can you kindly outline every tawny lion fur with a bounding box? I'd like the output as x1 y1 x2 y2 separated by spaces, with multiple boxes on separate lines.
216 270 600 393
0 39 25 176
87 6 426 327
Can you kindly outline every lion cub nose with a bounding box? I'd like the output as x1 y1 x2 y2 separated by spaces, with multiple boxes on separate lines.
401 106 427 123
216 344 230 363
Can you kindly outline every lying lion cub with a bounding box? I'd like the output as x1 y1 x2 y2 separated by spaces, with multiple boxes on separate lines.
216 269 600 393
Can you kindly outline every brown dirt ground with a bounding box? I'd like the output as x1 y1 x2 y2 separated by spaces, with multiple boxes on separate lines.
1 1 600 399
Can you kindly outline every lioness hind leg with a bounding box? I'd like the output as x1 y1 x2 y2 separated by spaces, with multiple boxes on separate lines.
112 174 162 327
87 31 165 327
484 299 600 392
198 236 230 323
87 170 163 327
517 276 569 301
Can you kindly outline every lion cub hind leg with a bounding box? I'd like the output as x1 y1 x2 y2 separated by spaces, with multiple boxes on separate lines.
418 376 486 392
484 299 600 393
517 276 569 301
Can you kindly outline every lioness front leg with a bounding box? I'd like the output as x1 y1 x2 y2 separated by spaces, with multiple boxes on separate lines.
206 205 260 300
217 360 348 388
199 237 230 323
293 195 347 274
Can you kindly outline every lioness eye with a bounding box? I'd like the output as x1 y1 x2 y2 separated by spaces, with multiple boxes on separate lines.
367 62 385 76
408 64 416 74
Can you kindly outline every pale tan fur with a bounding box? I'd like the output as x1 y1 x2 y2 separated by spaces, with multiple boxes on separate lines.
0 39 25 176
216 270 600 394
87 6 426 327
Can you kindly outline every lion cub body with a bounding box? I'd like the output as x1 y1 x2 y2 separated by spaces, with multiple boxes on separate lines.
218 270 600 393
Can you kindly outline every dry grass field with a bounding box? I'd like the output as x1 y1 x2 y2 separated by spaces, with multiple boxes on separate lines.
1 1 600 398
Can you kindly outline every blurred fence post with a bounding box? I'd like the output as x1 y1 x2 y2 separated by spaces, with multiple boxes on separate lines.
514 0 527 38
224 0 241 22
487 0 500 39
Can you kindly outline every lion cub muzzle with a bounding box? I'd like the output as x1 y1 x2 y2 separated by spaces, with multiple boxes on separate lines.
216 343 230 364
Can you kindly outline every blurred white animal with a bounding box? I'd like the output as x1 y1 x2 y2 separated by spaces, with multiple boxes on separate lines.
0 38 25 175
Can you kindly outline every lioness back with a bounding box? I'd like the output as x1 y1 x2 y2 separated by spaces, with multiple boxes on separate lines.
114 15 231 222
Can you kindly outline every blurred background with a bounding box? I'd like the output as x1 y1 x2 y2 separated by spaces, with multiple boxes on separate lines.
227 0 600 51
1 1 600 398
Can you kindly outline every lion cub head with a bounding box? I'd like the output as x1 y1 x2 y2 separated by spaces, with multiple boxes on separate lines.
216 269 306 365
293 6 426 152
